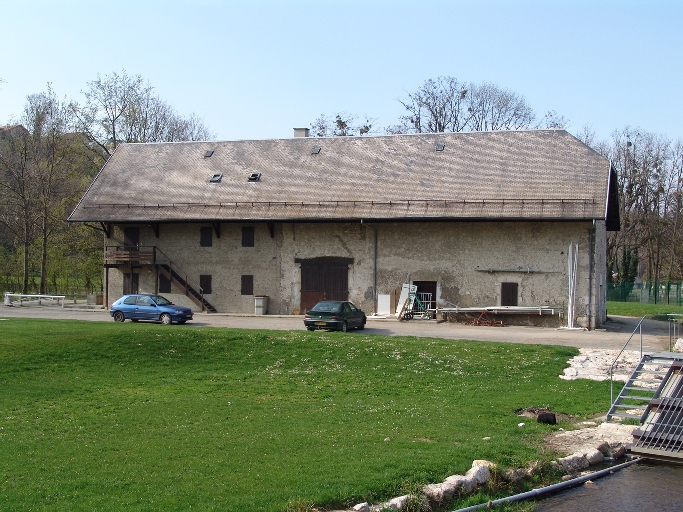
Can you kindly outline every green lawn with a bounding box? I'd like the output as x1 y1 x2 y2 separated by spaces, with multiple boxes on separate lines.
0 319 609 511
607 300 683 318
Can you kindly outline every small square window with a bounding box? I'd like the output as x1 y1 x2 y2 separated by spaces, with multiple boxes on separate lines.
200 226 213 247
241 275 254 295
200 274 212 295
242 226 254 247
501 282 518 306
159 274 171 293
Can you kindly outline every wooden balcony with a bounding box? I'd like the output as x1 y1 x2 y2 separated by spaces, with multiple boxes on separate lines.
105 246 156 266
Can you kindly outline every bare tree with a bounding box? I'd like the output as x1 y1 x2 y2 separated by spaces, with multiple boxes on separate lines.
465 82 536 131
71 70 214 163
395 77 540 134
397 76 470 133
538 110 569 129
23 85 85 293
310 112 375 137
0 124 38 293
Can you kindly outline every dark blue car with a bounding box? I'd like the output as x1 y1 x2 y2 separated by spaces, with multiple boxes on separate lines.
110 294 193 325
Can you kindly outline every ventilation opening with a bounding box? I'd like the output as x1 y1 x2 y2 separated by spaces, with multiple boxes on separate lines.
204 150 214 158
436 144 445 151
311 147 321 155
209 173 223 183
248 172 261 182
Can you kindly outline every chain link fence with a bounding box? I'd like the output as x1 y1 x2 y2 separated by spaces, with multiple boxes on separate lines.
607 281 683 305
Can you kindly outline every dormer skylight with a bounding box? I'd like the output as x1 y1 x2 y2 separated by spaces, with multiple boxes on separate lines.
311 147 321 155
209 173 223 183
204 150 214 158
436 144 445 152
248 172 261 182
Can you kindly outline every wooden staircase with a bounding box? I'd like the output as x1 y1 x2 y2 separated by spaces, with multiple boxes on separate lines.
156 263 217 313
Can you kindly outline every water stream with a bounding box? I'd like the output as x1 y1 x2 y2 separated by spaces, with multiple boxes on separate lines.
534 460 683 511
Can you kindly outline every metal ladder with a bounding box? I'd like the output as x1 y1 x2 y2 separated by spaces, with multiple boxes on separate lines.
607 354 675 422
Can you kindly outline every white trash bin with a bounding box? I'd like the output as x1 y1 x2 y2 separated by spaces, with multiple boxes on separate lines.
254 295 268 315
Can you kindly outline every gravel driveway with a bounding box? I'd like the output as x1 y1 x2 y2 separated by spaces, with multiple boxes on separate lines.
1 305 672 352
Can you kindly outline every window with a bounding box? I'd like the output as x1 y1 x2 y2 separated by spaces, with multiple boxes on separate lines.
241 275 254 295
200 275 212 294
200 226 213 247
501 282 518 306
159 274 171 293
123 227 139 250
242 226 254 247
123 295 137 305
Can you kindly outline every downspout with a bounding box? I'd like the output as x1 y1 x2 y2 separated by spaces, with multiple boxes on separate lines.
361 220 377 314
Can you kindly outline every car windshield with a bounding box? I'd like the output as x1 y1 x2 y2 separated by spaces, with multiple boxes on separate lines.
310 302 341 313
152 295 173 305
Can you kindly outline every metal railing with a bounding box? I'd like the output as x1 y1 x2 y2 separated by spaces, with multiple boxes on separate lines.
104 245 206 312
153 247 205 311
609 315 646 406
4 293 66 308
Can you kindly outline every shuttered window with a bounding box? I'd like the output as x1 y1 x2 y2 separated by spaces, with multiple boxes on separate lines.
501 282 518 306
200 274 212 294
200 226 213 247
241 275 254 295
242 226 254 247
159 274 171 293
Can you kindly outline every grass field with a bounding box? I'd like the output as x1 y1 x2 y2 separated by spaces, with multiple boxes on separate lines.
0 319 610 511
607 300 683 318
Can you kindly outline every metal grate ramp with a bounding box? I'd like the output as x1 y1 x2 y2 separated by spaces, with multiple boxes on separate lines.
607 354 678 422
631 360 683 463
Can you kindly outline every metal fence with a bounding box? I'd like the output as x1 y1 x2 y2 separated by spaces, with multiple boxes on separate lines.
607 281 683 305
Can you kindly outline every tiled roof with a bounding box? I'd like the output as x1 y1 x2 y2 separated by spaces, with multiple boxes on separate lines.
68 130 613 223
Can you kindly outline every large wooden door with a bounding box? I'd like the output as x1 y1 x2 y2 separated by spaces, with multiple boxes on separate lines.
299 257 352 313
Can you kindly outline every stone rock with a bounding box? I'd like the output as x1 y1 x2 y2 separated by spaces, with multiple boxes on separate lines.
558 453 590 472
466 464 491 485
595 441 610 455
423 482 457 503
610 445 627 459
584 448 604 465
551 461 562 471
472 459 496 470
444 474 476 494
538 412 557 425
385 495 409 510
353 503 370 512
675 338 683 352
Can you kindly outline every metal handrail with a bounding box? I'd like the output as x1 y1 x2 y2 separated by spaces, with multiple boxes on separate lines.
104 245 206 312
153 247 205 312
609 315 647 406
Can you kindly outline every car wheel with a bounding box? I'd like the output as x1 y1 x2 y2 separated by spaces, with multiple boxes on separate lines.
341 321 348 332
160 313 172 325
306 326 314 331
113 311 125 323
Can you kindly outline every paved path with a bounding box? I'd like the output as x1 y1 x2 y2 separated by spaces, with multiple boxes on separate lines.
1 305 673 352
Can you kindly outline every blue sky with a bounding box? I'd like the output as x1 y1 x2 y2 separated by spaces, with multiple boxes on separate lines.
1 0 681 143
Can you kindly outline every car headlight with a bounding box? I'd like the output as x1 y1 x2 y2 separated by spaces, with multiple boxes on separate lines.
175 310 182 314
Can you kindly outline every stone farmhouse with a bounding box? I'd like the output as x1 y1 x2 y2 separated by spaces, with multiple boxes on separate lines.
68 129 619 328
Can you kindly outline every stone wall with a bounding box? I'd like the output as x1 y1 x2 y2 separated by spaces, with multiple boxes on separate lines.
103 219 605 327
